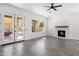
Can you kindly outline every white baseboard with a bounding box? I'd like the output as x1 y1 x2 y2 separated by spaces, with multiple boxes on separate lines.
25 36 47 41
47 36 71 40
47 36 79 41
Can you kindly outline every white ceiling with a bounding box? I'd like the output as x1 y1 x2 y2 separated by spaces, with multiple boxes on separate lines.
8 3 79 17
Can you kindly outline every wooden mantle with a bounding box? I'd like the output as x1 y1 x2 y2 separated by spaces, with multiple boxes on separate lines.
55 26 69 28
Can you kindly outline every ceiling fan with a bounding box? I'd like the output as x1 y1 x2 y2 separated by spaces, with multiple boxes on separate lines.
44 3 62 12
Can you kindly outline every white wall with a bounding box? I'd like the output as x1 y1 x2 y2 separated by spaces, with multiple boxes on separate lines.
1 4 79 41
70 12 79 40
47 14 71 39
47 12 79 40
0 4 47 41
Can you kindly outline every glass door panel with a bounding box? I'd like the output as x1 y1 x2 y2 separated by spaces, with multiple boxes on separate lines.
15 16 25 41
2 15 14 44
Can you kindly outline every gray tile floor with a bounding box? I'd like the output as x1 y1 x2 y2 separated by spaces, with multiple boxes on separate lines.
0 37 79 56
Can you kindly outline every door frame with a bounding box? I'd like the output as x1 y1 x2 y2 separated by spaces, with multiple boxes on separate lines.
14 14 25 42
2 12 15 44
0 13 3 45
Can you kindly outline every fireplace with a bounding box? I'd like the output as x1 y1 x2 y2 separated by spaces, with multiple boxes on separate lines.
58 30 65 37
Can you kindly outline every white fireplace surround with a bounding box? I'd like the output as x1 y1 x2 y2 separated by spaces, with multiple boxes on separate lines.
55 27 71 39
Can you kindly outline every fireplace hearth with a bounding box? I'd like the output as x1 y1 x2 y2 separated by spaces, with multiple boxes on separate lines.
58 30 65 37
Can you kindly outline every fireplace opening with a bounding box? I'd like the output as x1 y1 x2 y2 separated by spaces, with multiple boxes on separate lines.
58 30 65 37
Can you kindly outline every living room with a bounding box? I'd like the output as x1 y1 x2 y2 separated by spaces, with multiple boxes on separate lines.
0 0 79 57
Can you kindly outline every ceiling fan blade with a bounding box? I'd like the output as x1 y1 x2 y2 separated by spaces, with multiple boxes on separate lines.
54 5 62 8
53 8 57 11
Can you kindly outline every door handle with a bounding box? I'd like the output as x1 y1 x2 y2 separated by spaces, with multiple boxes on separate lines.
14 26 16 27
